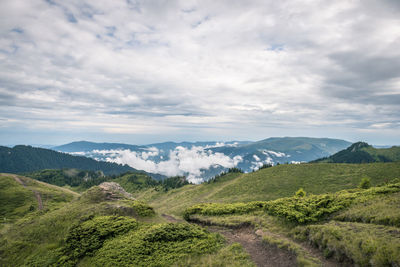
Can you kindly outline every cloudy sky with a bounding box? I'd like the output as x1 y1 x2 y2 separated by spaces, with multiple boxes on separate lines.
1 0 400 146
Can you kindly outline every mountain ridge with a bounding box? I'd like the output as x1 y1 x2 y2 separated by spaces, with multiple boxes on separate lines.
313 141 400 163
0 145 165 180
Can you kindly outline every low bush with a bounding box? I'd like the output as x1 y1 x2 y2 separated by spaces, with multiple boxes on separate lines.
91 223 223 266
59 215 138 266
264 183 400 223
130 200 155 217
183 201 267 220
295 188 306 197
359 177 371 189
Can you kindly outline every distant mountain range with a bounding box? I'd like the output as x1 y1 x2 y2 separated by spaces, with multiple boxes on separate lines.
0 145 165 180
52 140 251 152
52 137 352 181
313 142 400 163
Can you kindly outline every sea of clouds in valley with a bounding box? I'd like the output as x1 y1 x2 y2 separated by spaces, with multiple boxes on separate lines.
71 143 290 183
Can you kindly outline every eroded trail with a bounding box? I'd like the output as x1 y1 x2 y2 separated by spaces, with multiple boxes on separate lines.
202 225 296 267
161 213 180 222
6 174 44 210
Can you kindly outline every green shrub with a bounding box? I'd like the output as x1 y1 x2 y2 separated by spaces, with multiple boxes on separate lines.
91 223 223 266
264 183 400 223
359 177 371 189
295 188 306 197
183 201 267 220
59 215 138 266
131 201 155 217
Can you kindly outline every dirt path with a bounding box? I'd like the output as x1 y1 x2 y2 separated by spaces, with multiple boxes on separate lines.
207 226 297 267
161 213 181 222
2 173 44 210
162 213 296 266
255 229 341 267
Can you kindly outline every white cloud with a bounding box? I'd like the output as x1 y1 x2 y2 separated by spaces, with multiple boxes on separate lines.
97 146 243 183
263 150 287 157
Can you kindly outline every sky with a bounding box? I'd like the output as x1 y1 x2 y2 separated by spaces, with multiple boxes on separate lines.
1 0 400 146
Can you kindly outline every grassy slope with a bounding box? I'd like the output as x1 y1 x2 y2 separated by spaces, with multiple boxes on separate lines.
184 182 400 266
0 174 37 224
0 179 164 266
137 162 400 215
0 174 77 225
0 175 254 267
2 161 400 266
364 145 400 161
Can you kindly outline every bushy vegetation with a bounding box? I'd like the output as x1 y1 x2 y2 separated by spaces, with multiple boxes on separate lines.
24 169 108 189
59 216 138 266
264 182 400 223
184 182 400 224
3 158 400 267
130 200 156 216
183 201 267 220
139 162 400 217
359 177 371 189
89 223 223 266
160 176 191 190
293 221 400 266
0 177 157 267
295 188 306 197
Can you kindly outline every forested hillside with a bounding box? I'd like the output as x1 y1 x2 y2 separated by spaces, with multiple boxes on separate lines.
0 145 146 176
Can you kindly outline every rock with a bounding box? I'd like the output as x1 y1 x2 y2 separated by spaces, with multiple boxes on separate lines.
98 182 134 200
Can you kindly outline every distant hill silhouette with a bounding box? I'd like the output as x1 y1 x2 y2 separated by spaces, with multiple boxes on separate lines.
0 145 163 178
312 142 400 163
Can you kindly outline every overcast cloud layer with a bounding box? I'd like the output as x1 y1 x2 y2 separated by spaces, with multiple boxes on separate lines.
1 0 400 145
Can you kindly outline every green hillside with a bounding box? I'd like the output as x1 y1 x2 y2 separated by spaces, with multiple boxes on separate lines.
137 162 400 216
183 181 400 266
0 175 253 267
0 173 78 226
2 160 400 266
313 142 400 163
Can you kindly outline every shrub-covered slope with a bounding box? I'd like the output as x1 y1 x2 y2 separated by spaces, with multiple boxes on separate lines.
184 181 400 266
138 162 400 215
0 175 252 267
